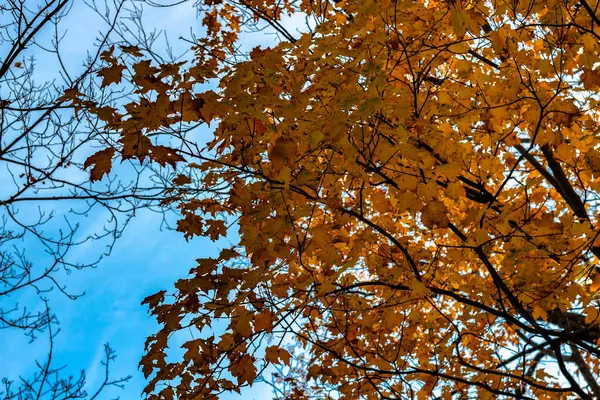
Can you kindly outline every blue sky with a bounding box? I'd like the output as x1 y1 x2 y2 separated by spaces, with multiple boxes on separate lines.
0 1 307 398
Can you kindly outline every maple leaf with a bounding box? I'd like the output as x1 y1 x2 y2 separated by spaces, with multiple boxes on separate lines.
58 87 84 102
83 148 115 182
590 273 600 292
173 174 192 185
264 346 291 366
197 91 219 124
532 305 548 321
92 105 118 122
582 68 600 90
97 64 126 87
231 354 256 385
421 200 450 229
141 290 166 309
203 11 221 33
205 219 227 240
120 44 144 57
119 132 151 161
269 137 296 169
307 365 320 380
234 310 254 337
450 7 468 38
253 310 273 332
100 45 116 63
584 306 600 325
149 145 185 168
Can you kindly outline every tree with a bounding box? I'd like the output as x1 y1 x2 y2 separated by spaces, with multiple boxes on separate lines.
0 0 177 397
75 0 600 397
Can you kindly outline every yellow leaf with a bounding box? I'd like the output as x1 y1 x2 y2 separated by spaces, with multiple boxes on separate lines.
450 7 468 38
439 162 462 180
446 181 465 200
421 200 450 229
410 278 428 295
448 41 470 53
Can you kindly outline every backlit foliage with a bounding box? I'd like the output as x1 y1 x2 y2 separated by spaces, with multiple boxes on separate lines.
72 0 600 397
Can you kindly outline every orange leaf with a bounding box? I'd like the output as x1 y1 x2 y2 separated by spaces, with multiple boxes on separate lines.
590 274 600 292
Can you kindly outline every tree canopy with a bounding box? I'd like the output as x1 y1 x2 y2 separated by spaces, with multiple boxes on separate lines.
72 0 600 397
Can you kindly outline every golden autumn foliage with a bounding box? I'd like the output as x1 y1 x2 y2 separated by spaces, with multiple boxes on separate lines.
69 0 600 397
